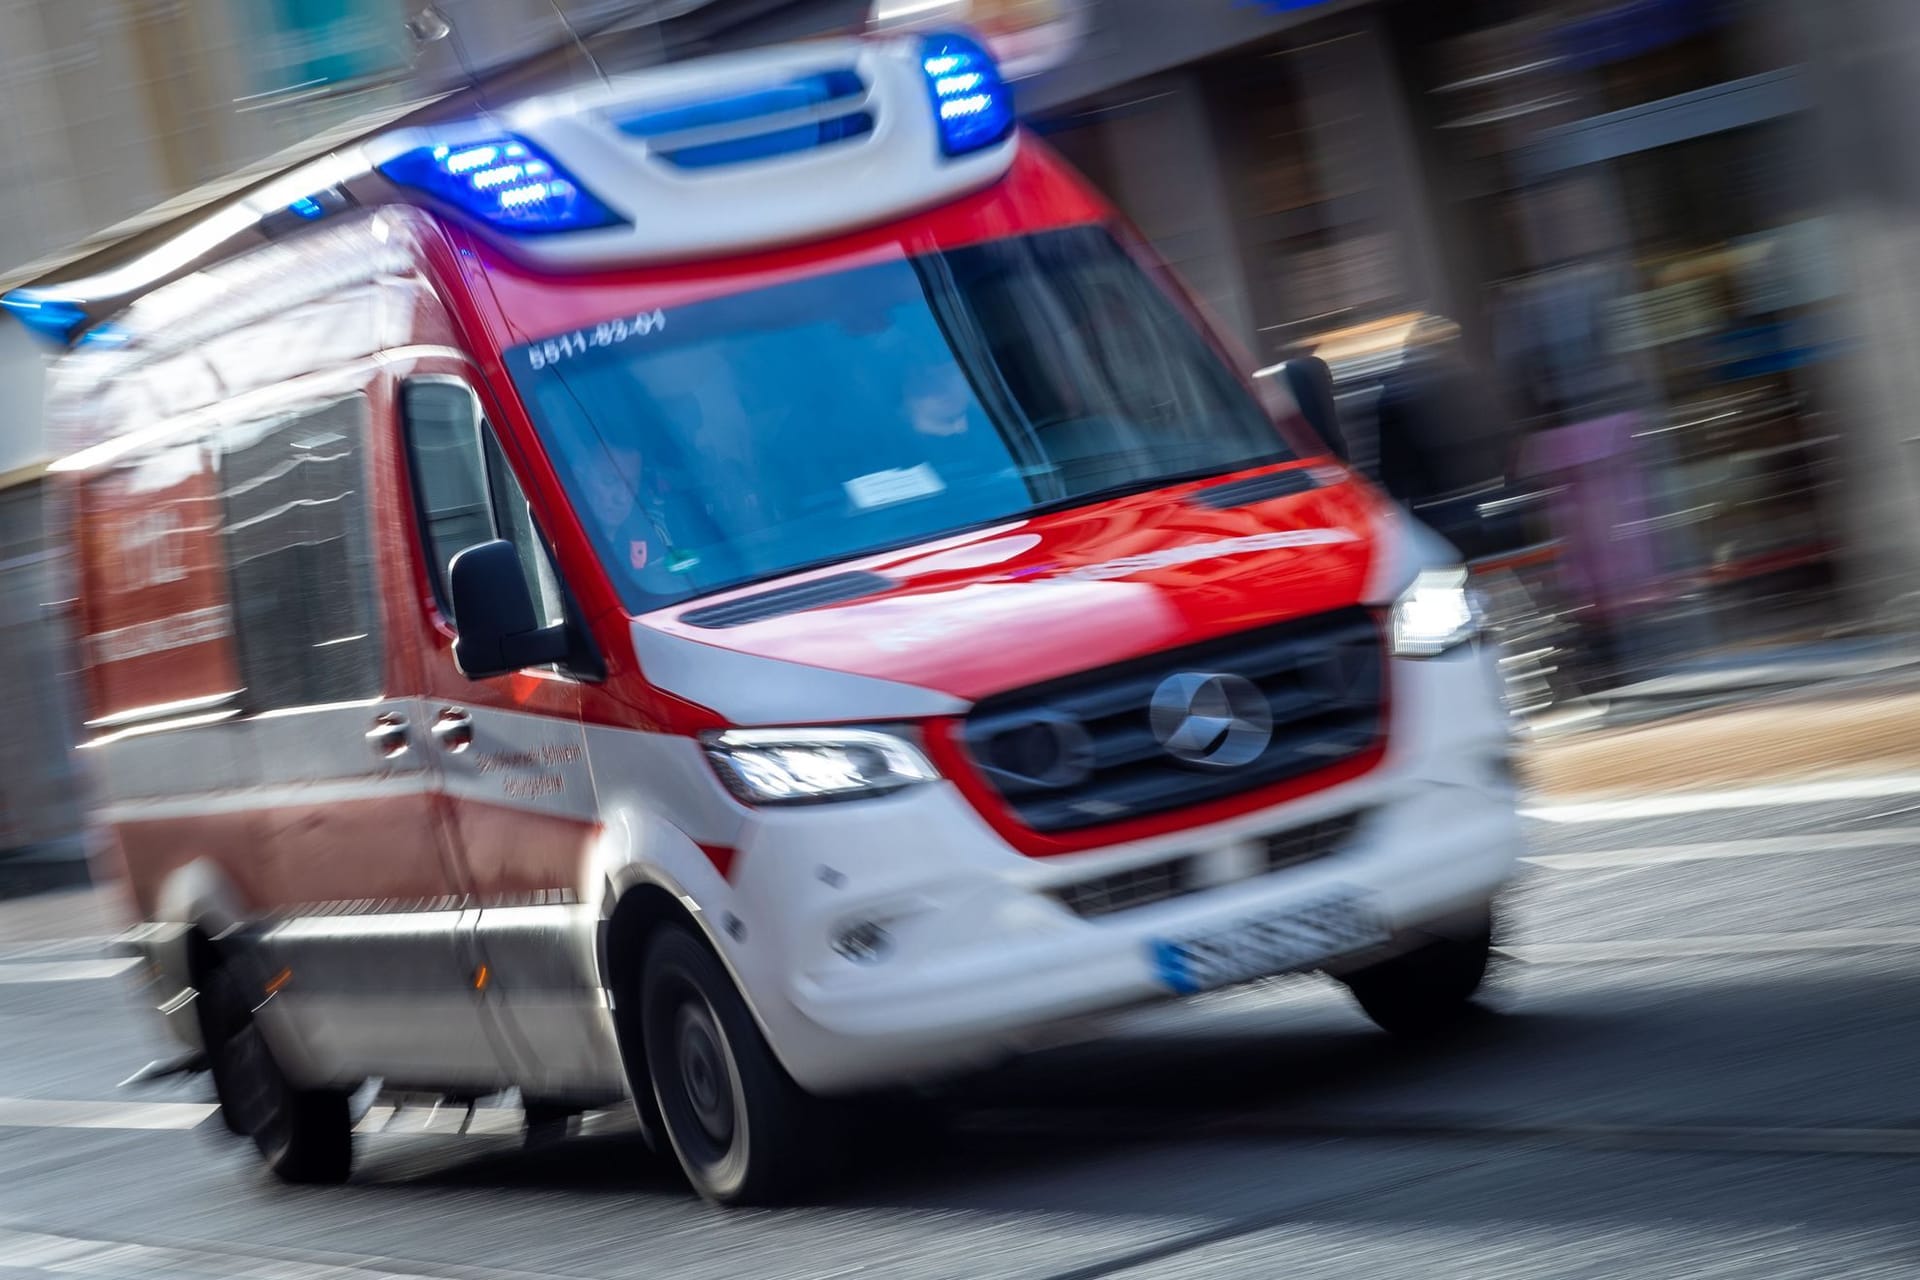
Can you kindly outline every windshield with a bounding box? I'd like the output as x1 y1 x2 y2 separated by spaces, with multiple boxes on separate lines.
506 226 1297 610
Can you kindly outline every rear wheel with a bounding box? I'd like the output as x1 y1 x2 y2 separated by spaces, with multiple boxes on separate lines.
1341 912 1494 1040
639 926 840 1206
201 964 353 1184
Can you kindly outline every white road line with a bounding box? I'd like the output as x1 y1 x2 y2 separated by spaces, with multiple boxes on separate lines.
354 1104 637 1138
355 1105 526 1137
1503 926 1920 964
0 957 138 984
1526 774 1920 824
0 938 115 963
0 1226 579 1280
0 1095 632 1140
1525 826 1920 871
0 1098 216 1131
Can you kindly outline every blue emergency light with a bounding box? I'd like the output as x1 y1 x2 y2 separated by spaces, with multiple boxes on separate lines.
378 136 624 234
0 290 89 346
920 33 1015 158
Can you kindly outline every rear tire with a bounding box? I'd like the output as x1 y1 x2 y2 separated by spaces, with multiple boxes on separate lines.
202 964 353 1185
1341 912 1493 1040
639 926 840 1206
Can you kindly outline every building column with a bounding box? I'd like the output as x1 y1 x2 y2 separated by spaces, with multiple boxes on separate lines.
1092 73 1261 361
1290 11 1453 330
1773 0 1920 623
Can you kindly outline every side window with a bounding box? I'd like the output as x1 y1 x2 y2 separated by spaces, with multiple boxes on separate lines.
401 380 565 628
217 395 383 710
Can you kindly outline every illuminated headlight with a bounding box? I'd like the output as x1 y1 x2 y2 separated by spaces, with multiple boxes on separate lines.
704 728 938 805
1391 567 1482 658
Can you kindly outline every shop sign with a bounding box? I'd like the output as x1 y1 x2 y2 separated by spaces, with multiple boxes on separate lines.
239 0 408 98
1556 0 1725 72
1604 278 1723 353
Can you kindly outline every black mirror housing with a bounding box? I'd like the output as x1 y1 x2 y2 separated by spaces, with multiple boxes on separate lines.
1282 356 1346 462
449 540 570 679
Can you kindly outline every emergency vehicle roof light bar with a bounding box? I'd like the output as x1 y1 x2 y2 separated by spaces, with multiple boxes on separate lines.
377 135 625 235
920 31 1014 158
0 289 89 346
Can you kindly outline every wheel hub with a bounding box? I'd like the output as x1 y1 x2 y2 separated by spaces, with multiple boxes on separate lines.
675 1002 734 1145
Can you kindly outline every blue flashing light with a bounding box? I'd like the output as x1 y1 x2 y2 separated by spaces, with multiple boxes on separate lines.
617 70 866 140
378 135 623 235
288 195 327 220
659 111 875 170
0 290 88 347
920 33 1015 158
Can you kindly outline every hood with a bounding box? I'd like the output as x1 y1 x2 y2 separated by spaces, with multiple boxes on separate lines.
638 464 1407 708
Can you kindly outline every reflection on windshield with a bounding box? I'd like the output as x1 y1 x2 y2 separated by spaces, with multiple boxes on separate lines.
506 226 1294 609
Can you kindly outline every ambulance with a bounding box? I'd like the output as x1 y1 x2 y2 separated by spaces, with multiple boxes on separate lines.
26 30 1523 1204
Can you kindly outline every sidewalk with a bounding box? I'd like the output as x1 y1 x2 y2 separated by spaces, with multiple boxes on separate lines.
1531 634 1920 735
1525 685 1920 799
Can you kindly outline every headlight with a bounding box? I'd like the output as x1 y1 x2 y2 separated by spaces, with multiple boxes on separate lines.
1391 566 1481 657
703 728 938 805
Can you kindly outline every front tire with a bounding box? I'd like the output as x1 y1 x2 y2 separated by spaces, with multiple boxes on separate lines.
202 964 354 1184
639 926 839 1206
1341 912 1494 1039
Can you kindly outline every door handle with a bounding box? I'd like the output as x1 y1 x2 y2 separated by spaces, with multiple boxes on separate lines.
365 712 410 759
431 707 475 753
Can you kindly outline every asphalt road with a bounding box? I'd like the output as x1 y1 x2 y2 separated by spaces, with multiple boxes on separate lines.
4 781 1920 1279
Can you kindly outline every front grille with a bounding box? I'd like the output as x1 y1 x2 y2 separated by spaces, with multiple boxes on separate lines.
1048 810 1367 920
1048 856 1193 919
965 609 1384 833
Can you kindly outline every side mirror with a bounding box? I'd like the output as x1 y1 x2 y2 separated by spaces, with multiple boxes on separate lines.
1282 356 1347 462
448 540 569 679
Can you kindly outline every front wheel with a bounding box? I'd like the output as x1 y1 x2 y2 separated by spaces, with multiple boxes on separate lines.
1340 912 1494 1040
639 926 841 1206
201 964 354 1184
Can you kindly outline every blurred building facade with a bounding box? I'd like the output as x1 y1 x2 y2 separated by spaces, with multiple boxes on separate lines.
1021 0 1914 671
0 0 674 876
5 0 1920 873
669 0 1920 671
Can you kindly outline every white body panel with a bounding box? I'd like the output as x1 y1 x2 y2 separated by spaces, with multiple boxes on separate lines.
573 638 1521 1096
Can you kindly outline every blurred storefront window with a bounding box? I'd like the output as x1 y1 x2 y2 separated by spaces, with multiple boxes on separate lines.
1404 0 1852 676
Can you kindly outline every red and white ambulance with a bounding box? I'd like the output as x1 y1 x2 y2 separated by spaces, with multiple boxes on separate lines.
33 30 1522 1204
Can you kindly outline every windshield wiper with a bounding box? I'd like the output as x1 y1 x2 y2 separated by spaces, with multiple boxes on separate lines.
1022 460 1279 517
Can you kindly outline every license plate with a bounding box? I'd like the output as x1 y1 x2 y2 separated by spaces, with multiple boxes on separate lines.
1148 888 1388 995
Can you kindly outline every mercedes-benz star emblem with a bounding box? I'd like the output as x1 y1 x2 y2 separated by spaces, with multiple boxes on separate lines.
1149 672 1273 769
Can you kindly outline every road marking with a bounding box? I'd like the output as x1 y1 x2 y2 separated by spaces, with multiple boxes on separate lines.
0 1093 636 1140
0 957 138 984
0 1226 582 1280
355 1104 527 1136
1526 774 1920 824
0 957 139 984
0 937 116 963
1525 826 1920 870
0 1098 216 1131
1501 926 1920 964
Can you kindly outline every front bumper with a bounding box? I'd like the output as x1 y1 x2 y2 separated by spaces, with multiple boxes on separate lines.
722 642 1525 1094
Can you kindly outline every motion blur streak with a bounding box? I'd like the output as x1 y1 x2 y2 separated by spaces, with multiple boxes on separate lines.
1 0 1920 1274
